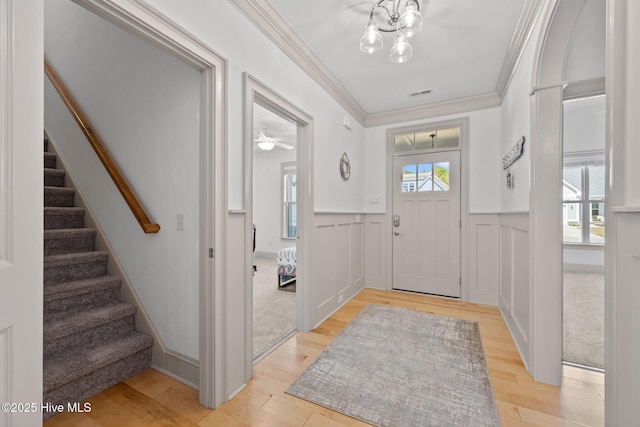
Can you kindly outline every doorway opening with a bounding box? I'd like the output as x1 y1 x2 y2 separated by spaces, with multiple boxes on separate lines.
244 74 314 378
251 103 297 360
562 94 606 372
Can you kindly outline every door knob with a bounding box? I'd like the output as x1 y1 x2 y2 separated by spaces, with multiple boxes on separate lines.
394 231 400 236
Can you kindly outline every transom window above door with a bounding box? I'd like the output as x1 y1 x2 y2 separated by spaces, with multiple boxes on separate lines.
393 126 460 154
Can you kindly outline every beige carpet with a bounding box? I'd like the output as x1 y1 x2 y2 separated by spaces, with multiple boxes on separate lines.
253 257 296 359
563 271 604 369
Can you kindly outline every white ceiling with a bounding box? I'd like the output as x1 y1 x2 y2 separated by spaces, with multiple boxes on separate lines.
267 0 527 114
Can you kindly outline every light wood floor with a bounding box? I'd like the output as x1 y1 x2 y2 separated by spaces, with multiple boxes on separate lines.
44 288 604 426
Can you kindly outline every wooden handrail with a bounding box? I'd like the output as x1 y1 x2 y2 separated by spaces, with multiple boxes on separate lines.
45 60 160 234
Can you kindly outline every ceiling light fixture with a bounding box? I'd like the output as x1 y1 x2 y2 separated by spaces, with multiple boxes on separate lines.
257 140 275 151
359 0 423 63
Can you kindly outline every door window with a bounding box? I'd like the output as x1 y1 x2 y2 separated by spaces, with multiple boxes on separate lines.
401 162 449 192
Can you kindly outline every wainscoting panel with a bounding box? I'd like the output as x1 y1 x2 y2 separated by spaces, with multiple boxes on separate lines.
612 211 640 425
312 214 366 327
336 224 352 295
226 212 248 399
350 222 365 287
499 225 513 312
468 215 499 305
511 227 530 341
498 213 530 368
364 214 388 289
314 224 336 310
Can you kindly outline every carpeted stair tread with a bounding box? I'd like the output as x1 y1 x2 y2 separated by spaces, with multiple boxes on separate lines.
44 302 136 343
44 251 108 267
44 168 65 187
44 276 122 322
44 152 57 169
43 331 153 391
44 275 121 302
44 228 96 256
44 186 75 207
44 251 108 286
44 207 85 230
41 136 154 418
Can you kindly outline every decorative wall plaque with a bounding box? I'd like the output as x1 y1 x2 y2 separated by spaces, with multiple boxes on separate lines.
340 152 351 180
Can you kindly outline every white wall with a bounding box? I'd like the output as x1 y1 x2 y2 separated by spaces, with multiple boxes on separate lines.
363 108 502 214
44 0 201 359
499 12 539 213
143 0 366 213
564 0 606 83
492 4 545 375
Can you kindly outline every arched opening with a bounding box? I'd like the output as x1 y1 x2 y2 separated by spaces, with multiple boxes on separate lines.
528 0 587 385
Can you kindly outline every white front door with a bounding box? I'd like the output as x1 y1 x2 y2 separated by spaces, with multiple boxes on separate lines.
392 150 461 297
0 1 43 425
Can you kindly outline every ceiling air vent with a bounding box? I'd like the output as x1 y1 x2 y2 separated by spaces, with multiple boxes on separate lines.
410 89 432 97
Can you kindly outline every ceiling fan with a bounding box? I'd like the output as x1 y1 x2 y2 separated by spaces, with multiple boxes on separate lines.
254 130 294 151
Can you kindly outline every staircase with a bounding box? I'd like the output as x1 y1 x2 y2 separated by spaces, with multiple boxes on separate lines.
43 136 153 417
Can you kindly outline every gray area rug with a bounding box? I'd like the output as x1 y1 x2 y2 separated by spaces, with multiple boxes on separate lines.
286 304 500 427
253 257 296 358
563 272 604 369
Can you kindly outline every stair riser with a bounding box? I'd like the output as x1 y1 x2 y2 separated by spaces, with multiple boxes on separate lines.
44 153 56 169
44 287 121 322
44 172 65 187
42 138 154 419
44 316 136 361
44 189 75 207
44 235 96 256
43 347 152 420
44 211 85 230
44 260 108 286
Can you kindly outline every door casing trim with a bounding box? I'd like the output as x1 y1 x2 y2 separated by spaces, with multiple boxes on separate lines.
385 117 470 299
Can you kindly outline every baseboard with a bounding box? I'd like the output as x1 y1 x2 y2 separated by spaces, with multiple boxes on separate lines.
313 285 363 330
151 351 199 390
227 384 246 401
499 305 530 374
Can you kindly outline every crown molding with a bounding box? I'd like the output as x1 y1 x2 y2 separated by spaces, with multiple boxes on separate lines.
495 0 546 99
364 92 501 128
230 0 544 129
563 77 605 100
228 0 367 125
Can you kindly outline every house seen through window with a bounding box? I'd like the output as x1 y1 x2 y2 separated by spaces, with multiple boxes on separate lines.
401 162 450 192
562 159 605 244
